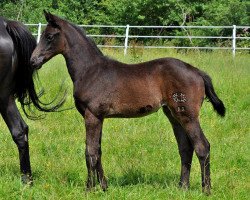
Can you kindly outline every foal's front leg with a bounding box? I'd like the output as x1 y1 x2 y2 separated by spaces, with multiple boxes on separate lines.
84 109 107 191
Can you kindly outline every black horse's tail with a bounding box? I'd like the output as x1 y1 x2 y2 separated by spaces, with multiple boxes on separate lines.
6 20 66 119
199 71 226 117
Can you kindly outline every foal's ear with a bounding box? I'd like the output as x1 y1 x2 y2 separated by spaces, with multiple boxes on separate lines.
43 10 61 29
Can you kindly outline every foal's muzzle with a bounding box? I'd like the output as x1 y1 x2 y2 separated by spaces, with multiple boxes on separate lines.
30 56 44 69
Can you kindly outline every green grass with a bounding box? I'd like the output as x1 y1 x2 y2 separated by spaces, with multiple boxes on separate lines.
0 49 249 199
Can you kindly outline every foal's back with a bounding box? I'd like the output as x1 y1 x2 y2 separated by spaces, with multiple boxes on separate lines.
104 57 204 92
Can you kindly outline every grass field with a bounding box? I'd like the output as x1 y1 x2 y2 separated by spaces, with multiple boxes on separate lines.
0 49 249 199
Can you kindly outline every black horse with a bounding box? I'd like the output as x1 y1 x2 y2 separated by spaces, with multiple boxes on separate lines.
31 12 225 194
0 17 64 184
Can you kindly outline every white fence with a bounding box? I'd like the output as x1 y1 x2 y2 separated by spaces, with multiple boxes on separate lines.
26 24 250 56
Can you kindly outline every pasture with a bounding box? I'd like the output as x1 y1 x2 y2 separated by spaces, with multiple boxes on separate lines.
0 49 249 199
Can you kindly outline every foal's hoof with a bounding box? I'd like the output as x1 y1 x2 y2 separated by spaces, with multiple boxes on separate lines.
86 180 108 192
178 181 189 191
86 181 96 192
202 186 211 196
101 180 108 192
21 174 33 186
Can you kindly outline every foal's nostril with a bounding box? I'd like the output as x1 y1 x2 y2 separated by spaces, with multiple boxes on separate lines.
30 57 37 67
30 58 34 65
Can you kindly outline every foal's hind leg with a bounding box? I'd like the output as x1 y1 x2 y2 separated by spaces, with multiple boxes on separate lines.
182 119 211 194
163 106 194 189
84 108 107 191
0 96 32 184
168 105 211 194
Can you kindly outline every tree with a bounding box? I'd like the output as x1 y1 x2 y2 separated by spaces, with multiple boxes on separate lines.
0 0 248 47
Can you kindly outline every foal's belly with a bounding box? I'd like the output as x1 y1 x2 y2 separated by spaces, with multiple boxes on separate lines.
106 102 162 118
103 92 163 118
87 74 164 118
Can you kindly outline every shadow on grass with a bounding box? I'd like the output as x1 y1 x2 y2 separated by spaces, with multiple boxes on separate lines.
0 164 179 189
108 168 179 188
34 168 178 189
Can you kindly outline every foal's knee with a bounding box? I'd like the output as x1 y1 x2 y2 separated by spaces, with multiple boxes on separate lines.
11 125 29 149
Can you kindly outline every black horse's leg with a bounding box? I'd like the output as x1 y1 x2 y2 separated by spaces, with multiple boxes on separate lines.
163 106 194 189
84 108 107 191
0 97 32 185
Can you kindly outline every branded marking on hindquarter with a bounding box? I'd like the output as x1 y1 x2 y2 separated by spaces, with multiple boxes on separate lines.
173 92 187 103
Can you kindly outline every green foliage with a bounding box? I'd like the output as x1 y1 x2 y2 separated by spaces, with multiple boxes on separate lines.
0 0 249 47
1 0 248 25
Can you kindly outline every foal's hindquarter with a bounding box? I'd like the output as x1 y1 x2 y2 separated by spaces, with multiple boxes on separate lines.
0 19 32 183
74 57 210 192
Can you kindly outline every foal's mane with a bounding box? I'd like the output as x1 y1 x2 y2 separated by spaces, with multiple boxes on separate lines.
68 22 104 56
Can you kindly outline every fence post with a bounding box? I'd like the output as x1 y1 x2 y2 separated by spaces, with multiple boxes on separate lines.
232 25 236 57
37 23 42 43
124 24 130 55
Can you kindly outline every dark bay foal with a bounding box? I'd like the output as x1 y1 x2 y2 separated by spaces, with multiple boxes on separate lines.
31 11 225 194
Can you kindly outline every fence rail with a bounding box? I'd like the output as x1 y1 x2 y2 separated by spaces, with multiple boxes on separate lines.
25 24 250 56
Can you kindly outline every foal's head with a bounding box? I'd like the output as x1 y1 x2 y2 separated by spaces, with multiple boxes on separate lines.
31 11 67 69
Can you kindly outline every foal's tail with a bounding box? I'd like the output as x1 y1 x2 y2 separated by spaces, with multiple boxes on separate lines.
199 72 226 117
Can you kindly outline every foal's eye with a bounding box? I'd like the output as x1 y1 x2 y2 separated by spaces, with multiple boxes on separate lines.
46 34 54 42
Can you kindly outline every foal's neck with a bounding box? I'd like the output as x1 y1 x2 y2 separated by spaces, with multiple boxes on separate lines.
63 24 104 82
